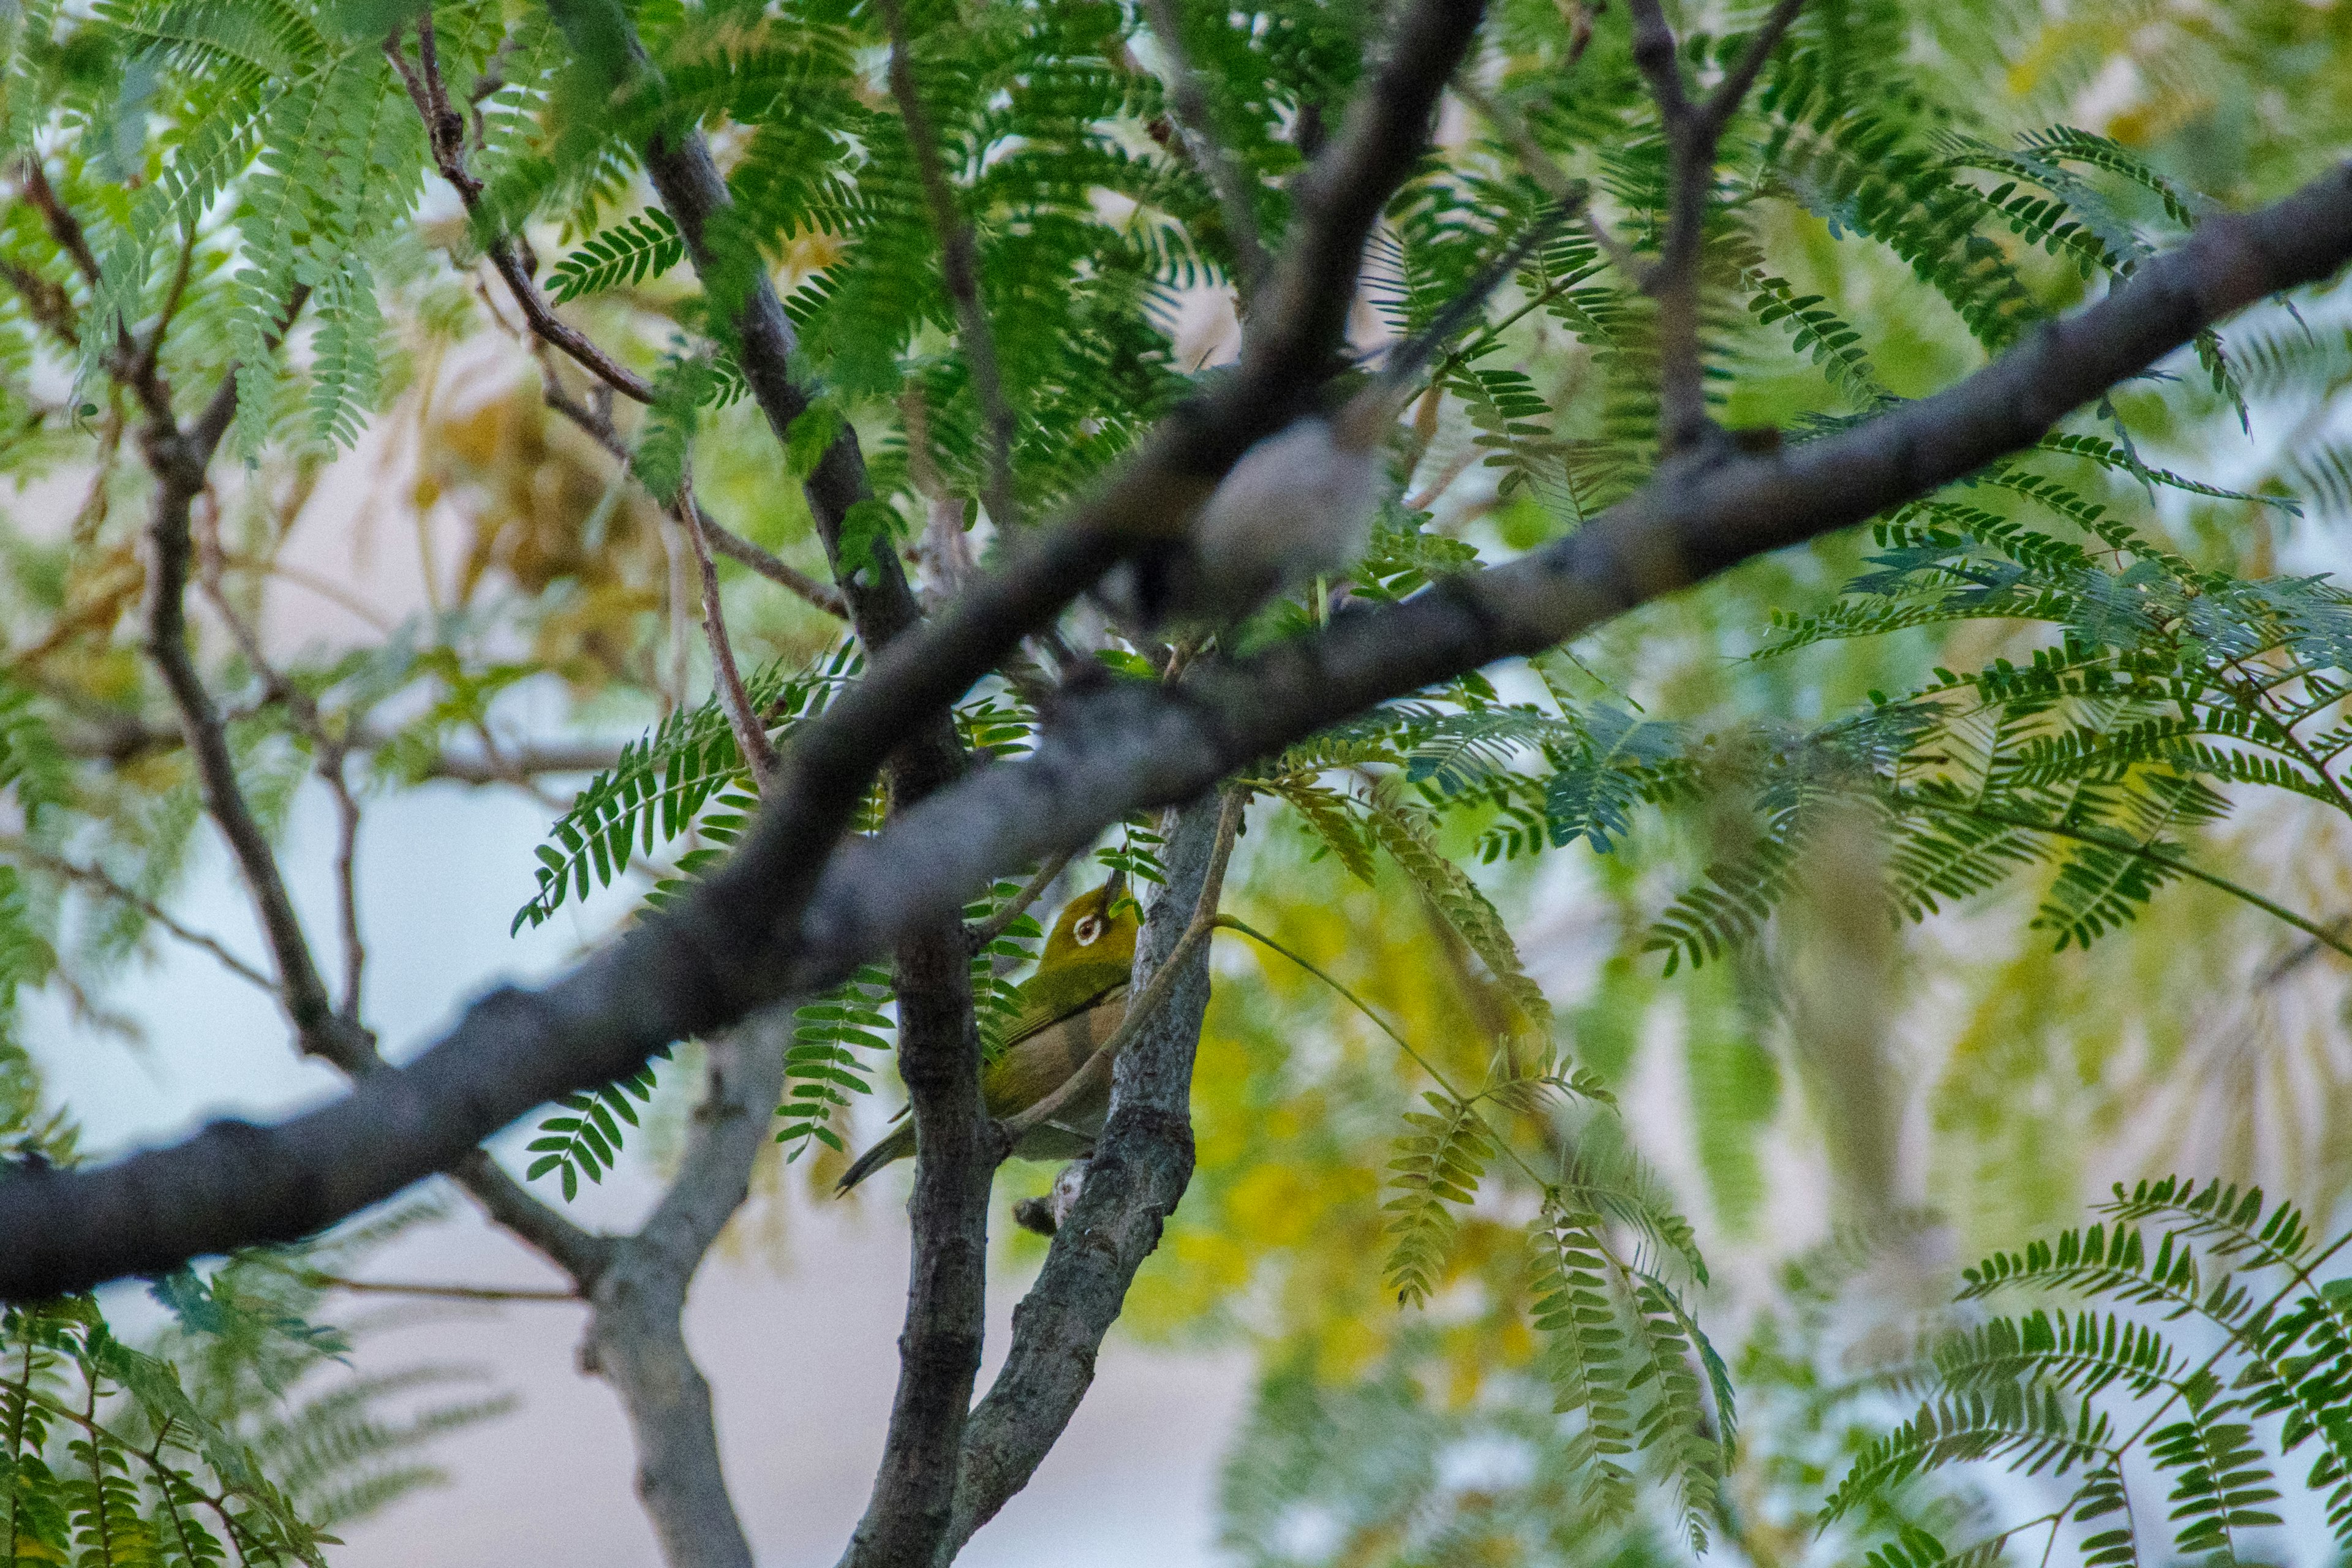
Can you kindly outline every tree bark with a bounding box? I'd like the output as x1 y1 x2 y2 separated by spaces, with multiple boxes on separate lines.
942 791 1228 1556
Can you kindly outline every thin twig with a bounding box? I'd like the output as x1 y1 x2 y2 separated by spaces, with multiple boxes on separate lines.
898 386 979 603
696 502 850 618
192 507 370 1020
210 552 398 633
385 23 653 405
1141 0 1270 300
2257 915 2352 987
675 478 780 790
530 341 850 619
649 474 691 717
1000 788 1245 1142
0 256 77 346
967 847 1078 950
303 1272 581 1304
17 157 163 421
1699 0 1808 137
129 224 198 396
1452 78 1639 281
18 156 100 285
875 0 1020 532
1453 78 1583 205
0 837 275 993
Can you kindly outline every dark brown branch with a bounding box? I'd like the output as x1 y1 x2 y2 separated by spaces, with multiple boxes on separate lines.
876 0 1020 533
675 479 780 790
899 390 979 605
387 22 654 405
527 341 850 620
4 18 2341 1310
1700 0 1808 136
137 323 372 1074
191 514 371 1020
695 502 851 619
17 157 167 423
129 225 199 399
629 132 941 656
1624 0 1803 452
0 257 78 346
1141 0 1270 301
19 156 100 286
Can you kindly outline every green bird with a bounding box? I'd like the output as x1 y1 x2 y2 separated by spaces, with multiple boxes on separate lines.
834 876 1140 1194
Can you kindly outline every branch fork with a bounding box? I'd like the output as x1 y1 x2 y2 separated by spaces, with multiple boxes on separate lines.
1624 0 1806 453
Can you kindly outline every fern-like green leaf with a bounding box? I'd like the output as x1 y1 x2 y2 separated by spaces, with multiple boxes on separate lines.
1381 1091 1491 1307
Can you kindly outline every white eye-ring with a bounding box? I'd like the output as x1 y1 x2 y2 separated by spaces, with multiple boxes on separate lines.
1074 916 1102 946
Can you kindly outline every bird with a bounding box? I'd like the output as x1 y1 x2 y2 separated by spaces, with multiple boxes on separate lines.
1112 206 1572 629
834 875 1141 1194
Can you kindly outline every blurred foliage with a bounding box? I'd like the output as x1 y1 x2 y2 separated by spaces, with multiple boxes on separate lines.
7 0 2352 1562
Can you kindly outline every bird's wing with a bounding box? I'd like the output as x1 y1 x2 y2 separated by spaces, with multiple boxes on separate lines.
997 967 1128 1050
984 984 1128 1118
865 968 1128 1134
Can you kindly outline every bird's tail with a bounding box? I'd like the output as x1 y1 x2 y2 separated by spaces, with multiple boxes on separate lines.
834 1121 916 1194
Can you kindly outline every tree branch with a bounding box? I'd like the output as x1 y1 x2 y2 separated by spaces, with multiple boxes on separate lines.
942 790 1234 1555
579 1016 788 1568
1140 0 1270 302
4 34 2343 1309
695 501 850 620
675 478 780 790
137 334 373 1073
191 513 371 1020
1624 0 1804 451
876 0 1020 533
527 342 850 620
832 924 991 1568
303 1273 581 1303
0 837 276 994
388 20 655 405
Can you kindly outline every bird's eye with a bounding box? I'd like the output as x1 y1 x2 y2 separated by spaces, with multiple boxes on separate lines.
1074 916 1101 946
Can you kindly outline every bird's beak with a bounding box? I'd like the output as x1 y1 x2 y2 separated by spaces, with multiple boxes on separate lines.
1103 865 1128 911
